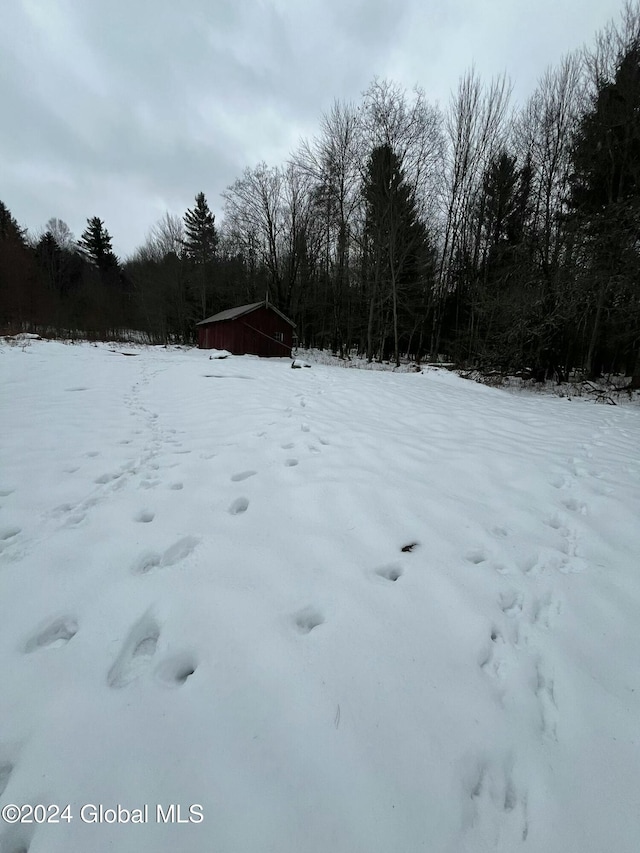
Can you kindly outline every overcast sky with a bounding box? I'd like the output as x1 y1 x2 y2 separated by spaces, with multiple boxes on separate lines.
1 0 624 258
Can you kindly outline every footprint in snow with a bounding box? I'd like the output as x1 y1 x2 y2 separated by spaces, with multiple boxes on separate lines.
517 553 539 575
544 513 566 532
132 535 199 574
499 591 523 618
24 617 78 653
94 471 120 484
284 458 299 467
0 489 15 497
561 496 587 515
462 757 528 841
134 509 155 523
107 612 160 688
0 760 14 797
465 549 488 565
0 823 35 853
168 481 184 490
155 653 198 687
281 443 294 450
534 660 558 740
228 497 249 515
140 478 161 489
293 607 324 634
230 470 257 482
374 564 403 582
0 526 21 541
478 627 507 680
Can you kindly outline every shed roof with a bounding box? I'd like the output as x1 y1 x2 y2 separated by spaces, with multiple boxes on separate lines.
197 300 296 327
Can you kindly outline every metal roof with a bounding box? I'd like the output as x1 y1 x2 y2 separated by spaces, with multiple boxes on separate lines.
196 300 296 327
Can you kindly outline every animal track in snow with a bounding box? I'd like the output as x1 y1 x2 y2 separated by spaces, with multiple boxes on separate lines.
0 760 14 797
465 549 488 565
534 660 558 740
479 627 507 680
168 481 183 490
230 470 257 482
0 526 21 541
374 564 403 582
301 424 310 432
293 607 324 634
108 613 160 688
135 509 155 523
94 471 120 484
531 592 560 628
24 617 78 653
499 590 523 618
491 526 509 539
284 458 299 467
518 553 538 575
561 496 587 515
0 488 14 497
462 757 528 842
228 497 249 515
132 536 200 574
140 478 161 489
544 513 566 532
549 475 567 489
281 443 294 450
155 653 197 687
0 824 34 853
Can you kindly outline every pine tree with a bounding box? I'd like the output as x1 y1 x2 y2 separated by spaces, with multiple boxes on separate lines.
363 144 429 365
183 192 218 266
78 217 118 271
183 192 218 317
569 43 640 379
0 201 26 244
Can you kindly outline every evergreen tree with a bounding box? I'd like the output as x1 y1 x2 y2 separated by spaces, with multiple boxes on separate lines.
0 201 26 244
78 217 119 272
183 192 219 318
569 42 640 379
363 144 430 365
183 192 218 266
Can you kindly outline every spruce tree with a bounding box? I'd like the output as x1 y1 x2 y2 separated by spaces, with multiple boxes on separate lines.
183 192 218 266
183 192 218 318
364 144 429 365
78 217 118 271
569 43 640 378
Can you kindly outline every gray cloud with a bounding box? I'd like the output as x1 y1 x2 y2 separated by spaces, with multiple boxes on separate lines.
0 0 623 257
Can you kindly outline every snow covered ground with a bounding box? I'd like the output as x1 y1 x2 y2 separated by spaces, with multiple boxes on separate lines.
1 339 639 853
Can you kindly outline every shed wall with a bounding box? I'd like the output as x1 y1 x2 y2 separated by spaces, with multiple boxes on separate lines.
198 306 293 356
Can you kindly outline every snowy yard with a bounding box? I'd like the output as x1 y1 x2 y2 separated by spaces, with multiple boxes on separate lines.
1 339 639 853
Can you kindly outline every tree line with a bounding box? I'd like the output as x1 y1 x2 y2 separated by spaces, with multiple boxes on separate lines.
1 4 639 385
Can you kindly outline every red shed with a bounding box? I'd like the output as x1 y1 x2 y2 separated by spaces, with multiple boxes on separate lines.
196 300 296 357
